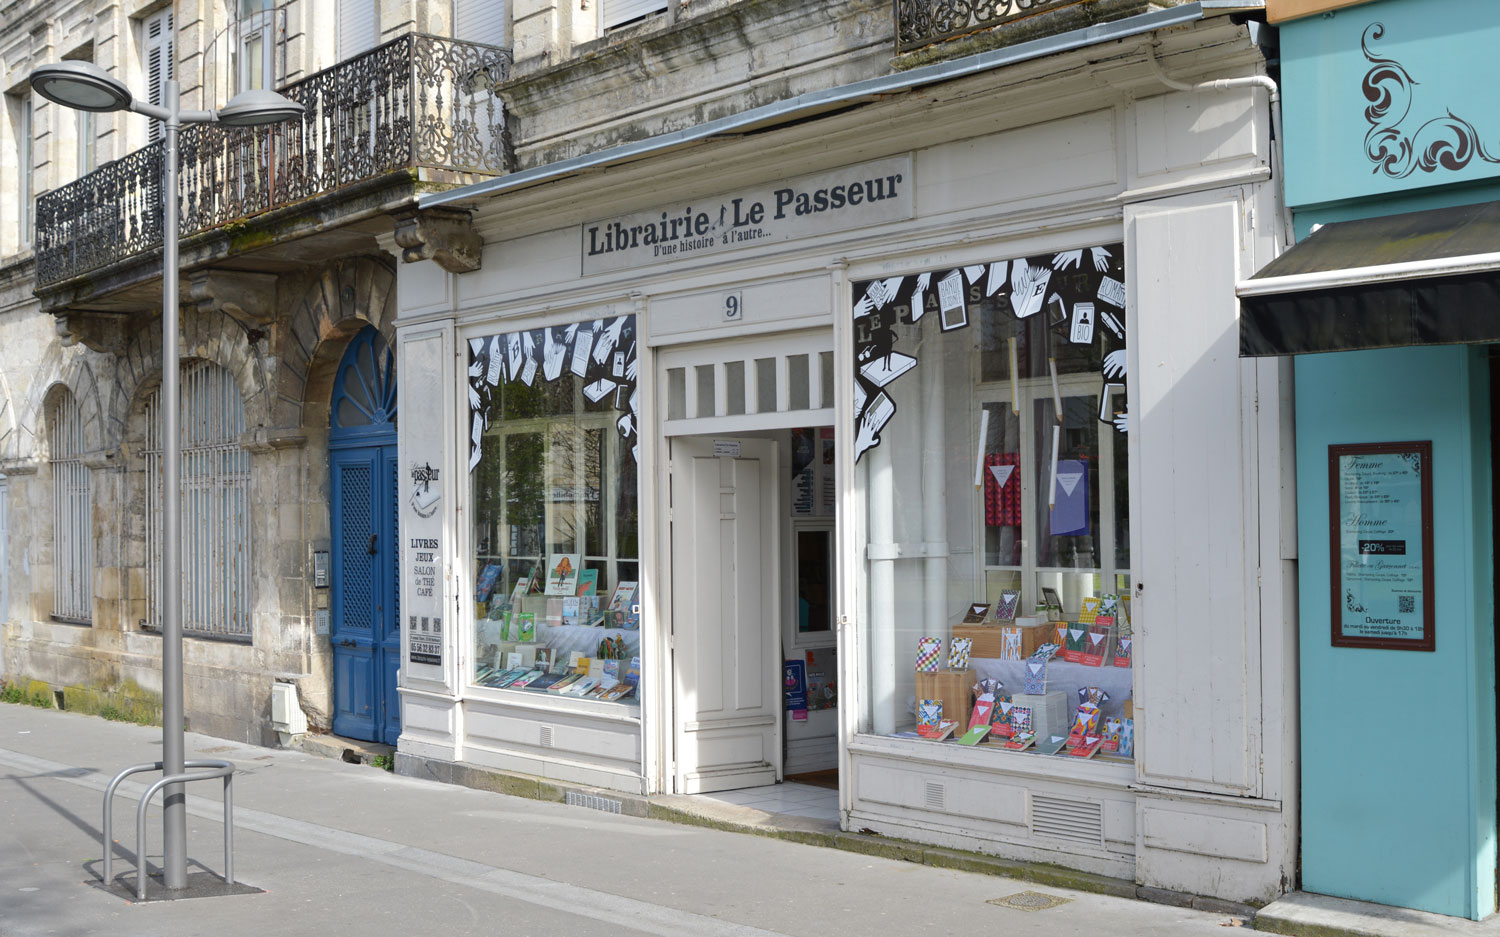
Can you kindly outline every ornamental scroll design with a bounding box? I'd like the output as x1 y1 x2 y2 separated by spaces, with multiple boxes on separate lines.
895 0 1077 56
1362 22 1500 179
35 34 513 288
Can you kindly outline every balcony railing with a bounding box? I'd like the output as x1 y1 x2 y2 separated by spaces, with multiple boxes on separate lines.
35 34 512 288
895 0 1082 54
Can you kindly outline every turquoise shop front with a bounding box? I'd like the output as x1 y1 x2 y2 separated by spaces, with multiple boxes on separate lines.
1243 0 1500 920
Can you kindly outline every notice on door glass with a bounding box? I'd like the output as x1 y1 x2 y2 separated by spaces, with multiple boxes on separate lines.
1331 443 1433 650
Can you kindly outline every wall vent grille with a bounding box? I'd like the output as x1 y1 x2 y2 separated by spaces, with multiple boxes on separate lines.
924 780 945 810
566 792 623 814
1030 794 1103 846
539 725 554 748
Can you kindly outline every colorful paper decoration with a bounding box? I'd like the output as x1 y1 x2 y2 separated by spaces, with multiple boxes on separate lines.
1000 627 1023 661
1078 686 1110 706
916 637 942 672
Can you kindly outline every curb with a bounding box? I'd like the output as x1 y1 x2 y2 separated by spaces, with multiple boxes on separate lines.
394 751 1257 919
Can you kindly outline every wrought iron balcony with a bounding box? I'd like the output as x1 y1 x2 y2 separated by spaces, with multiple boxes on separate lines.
34 34 511 288
896 0 1094 55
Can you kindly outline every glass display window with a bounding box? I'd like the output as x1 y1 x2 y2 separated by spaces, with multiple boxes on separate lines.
466 314 643 704
853 244 1134 760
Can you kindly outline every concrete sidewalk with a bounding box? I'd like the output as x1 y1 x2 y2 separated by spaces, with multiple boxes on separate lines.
0 703 1253 937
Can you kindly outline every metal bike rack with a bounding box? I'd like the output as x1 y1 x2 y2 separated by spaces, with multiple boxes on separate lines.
102 759 236 900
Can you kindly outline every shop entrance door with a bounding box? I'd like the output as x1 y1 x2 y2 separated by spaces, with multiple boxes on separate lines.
669 435 782 794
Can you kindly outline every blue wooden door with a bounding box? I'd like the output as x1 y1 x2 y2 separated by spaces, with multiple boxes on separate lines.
329 328 400 744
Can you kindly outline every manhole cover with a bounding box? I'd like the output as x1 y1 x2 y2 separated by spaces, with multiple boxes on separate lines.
987 890 1072 912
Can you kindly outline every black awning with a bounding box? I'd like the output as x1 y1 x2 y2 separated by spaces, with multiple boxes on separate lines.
1238 200 1500 356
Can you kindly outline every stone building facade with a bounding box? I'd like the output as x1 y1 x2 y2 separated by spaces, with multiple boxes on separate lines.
0 0 507 744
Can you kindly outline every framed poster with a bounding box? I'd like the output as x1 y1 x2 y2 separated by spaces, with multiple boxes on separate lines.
1328 441 1434 651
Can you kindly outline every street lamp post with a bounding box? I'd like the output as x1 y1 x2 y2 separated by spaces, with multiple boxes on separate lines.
29 61 302 893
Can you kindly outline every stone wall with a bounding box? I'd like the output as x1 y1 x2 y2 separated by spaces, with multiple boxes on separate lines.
1 250 400 746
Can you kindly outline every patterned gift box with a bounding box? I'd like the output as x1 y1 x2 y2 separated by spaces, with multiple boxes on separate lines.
1066 702 1101 747
1102 717 1124 753
1063 625 1089 663
948 636 973 670
1009 704 1034 735
918 699 941 729
915 637 942 672
999 627 1023 661
1022 657 1049 694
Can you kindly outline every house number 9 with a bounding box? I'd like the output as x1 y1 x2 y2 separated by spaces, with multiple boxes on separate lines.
723 292 743 321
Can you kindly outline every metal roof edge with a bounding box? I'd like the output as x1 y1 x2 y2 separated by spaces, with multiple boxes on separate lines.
421 2 1207 210
1236 251 1500 297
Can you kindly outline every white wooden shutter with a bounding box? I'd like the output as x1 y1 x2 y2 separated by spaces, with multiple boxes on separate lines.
338 0 377 59
1126 190 1261 797
602 0 666 30
145 9 174 143
454 0 507 48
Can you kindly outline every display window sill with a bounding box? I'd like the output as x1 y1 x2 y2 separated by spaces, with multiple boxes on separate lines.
463 684 643 724
849 732 1135 789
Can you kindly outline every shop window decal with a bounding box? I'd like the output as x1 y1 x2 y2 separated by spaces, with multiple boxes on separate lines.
852 244 1127 462
467 315 639 471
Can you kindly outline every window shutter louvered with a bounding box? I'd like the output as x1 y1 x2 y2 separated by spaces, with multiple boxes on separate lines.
145 9 174 142
602 0 665 30
454 0 506 48
338 0 376 59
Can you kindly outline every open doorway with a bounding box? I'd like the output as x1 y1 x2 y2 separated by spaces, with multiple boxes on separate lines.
783 427 839 789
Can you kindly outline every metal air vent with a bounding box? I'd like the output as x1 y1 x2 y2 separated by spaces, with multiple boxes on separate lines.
1029 794 1103 846
539 725 554 748
566 792 623 814
924 780 945 810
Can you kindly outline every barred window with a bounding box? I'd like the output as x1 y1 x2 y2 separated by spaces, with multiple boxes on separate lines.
49 389 92 622
146 362 252 640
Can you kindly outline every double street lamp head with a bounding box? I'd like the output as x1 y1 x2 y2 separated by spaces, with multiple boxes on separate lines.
29 60 304 126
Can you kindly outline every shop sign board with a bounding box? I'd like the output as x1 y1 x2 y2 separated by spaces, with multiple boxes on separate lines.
402 332 448 670
581 156 913 275
1328 441 1434 650
1280 0 1500 209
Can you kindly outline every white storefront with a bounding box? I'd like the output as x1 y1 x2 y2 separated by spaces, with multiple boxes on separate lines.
392 13 1299 906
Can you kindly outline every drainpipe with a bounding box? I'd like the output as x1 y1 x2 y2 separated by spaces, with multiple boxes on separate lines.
1146 42 1293 246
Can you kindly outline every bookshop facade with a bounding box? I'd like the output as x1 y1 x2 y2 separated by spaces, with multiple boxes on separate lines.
392 11 1300 906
